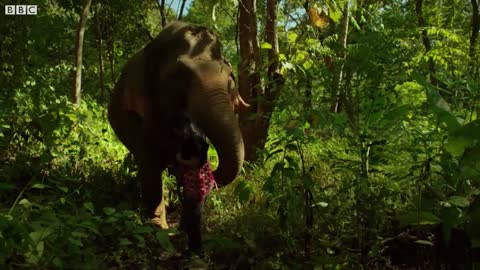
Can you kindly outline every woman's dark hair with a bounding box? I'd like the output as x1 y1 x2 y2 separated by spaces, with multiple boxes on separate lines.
177 114 209 165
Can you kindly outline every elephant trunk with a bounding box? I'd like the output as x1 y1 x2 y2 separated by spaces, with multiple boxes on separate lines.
187 84 245 186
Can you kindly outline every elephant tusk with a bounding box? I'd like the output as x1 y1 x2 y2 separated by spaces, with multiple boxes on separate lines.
230 90 250 111
236 94 250 108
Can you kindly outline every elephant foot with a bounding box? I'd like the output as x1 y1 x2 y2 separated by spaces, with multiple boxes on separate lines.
150 195 169 229
150 216 169 229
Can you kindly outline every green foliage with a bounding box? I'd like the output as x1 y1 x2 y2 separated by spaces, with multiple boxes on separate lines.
0 93 177 267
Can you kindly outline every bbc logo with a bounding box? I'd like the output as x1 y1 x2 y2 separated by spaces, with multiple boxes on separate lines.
5 5 38 15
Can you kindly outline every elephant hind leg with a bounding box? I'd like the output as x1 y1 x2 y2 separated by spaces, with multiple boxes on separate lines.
108 97 168 229
108 103 142 154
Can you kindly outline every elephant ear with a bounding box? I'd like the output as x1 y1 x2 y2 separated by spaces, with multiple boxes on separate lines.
223 59 250 112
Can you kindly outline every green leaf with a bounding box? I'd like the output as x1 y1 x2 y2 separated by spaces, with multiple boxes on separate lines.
413 73 462 131
234 180 254 203
350 15 360 31
447 196 470 207
83 202 95 214
52 257 63 267
18 198 31 206
78 221 100 235
155 231 175 252
68 237 83 247
25 241 44 264
284 155 298 169
134 234 146 247
0 182 17 190
282 167 296 179
287 32 298 43
265 148 283 162
381 104 410 124
58 186 68 193
270 161 285 176
445 120 480 156
103 207 116 215
119 238 132 246
30 227 54 246
262 176 275 193
312 201 328 208
329 9 342 23
303 174 314 190
133 226 154 234
211 2 219 22
260 42 273 49
459 145 480 177
397 211 441 226
415 240 434 246
32 183 50 189
284 143 297 152
71 231 88 238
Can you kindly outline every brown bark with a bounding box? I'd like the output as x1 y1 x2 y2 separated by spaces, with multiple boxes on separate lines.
304 72 313 122
238 0 262 161
73 0 92 105
178 0 187 20
330 4 349 113
415 0 437 86
158 0 167 27
470 0 479 69
95 4 105 102
238 0 283 161
263 0 282 138
108 39 115 83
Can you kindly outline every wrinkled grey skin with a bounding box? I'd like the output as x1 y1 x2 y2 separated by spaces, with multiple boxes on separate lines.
108 21 246 228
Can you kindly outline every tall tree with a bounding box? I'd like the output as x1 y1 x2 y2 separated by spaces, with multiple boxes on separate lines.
178 0 188 20
73 0 93 105
415 0 437 86
238 0 283 161
157 0 167 27
95 3 106 102
330 3 350 113
470 0 479 72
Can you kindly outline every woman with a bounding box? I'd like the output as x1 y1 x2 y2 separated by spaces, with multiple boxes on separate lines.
174 114 216 255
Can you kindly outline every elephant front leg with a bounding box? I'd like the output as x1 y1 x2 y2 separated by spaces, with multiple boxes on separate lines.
138 153 169 229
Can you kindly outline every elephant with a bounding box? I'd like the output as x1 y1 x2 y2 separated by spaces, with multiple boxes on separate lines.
107 21 248 230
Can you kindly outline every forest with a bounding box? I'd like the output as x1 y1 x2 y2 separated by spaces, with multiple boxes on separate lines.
1 0 479 269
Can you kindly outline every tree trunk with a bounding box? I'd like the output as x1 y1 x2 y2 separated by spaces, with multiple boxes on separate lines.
262 0 283 145
415 0 437 86
108 39 116 83
330 4 349 113
469 0 479 72
72 0 92 105
158 0 167 27
238 0 262 161
95 4 105 102
178 0 187 20
304 72 313 125
238 0 283 161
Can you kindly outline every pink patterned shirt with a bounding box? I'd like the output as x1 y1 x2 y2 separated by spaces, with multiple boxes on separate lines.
180 161 216 202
